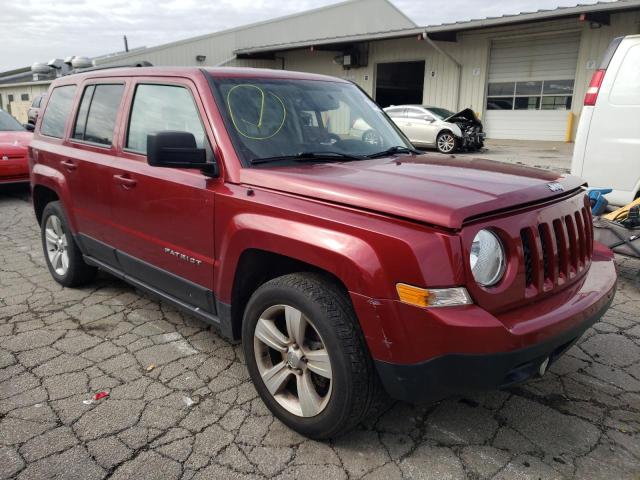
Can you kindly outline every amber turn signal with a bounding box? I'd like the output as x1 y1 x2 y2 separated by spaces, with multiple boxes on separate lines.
396 283 472 308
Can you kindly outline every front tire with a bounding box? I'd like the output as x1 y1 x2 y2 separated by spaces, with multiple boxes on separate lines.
436 131 458 154
41 201 97 287
242 273 381 439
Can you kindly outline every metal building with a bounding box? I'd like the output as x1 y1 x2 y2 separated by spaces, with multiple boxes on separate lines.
94 0 640 141
3 0 640 140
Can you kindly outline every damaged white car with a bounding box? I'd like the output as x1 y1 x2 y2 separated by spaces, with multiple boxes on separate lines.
384 105 485 154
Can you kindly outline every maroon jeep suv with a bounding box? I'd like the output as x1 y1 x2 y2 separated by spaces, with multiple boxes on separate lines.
29 67 617 439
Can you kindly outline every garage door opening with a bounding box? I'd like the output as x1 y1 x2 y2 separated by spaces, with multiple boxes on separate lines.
375 61 425 108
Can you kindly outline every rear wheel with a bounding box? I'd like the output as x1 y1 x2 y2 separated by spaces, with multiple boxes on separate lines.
41 201 97 287
436 131 458 154
242 273 381 439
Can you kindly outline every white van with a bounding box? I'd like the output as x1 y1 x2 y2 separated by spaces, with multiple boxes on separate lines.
571 35 640 206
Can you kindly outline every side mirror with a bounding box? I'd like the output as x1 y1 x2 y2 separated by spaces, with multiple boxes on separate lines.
422 116 434 123
24 123 35 131
147 131 218 177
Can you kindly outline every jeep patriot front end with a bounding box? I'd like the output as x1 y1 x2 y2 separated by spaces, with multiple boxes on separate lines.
30 67 616 439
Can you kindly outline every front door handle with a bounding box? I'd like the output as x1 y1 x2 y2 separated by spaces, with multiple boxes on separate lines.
61 159 77 171
113 174 137 189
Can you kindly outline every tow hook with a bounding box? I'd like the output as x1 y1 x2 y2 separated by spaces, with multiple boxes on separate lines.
538 357 550 377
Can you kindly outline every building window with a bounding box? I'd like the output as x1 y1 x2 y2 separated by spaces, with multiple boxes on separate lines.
7 94 14 102
487 80 574 111
514 97 541 110
21 93 29 101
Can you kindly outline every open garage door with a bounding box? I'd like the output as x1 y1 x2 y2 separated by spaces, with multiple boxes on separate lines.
375 61 425 108
484 33 580 141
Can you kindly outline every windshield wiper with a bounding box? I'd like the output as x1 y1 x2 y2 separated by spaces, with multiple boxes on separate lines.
250 151 365 165
366 146 421 159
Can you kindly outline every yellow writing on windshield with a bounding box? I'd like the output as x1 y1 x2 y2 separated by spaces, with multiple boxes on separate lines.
227 84 286 140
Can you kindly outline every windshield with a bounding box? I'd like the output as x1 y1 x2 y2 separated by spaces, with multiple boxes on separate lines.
0 110 24 131
424 107 455 120
209 76 412 165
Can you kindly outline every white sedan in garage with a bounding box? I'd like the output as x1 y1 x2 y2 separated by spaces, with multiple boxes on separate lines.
384 105 485 154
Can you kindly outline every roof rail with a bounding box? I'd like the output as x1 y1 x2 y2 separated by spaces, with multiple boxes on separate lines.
69 61 153 75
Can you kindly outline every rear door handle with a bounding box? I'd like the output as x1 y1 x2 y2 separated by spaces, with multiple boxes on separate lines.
113 174 137 189
61 159 77 171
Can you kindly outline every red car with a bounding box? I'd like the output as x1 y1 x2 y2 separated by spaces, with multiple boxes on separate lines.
29 67 617 439
0 109 31 184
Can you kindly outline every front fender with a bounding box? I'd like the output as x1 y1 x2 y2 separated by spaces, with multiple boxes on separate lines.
215 212 385 302
31 163 77 231
442 123 463 138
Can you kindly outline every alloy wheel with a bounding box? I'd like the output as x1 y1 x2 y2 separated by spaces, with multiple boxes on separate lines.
44 214 69 276
438 133 456 153
253 304 332 417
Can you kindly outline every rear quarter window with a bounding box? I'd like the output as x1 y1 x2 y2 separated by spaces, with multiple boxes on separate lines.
41 85 77 138
610 44 640 106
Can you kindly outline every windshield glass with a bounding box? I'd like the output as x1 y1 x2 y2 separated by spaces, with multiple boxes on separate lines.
209 77 412 165
424 107 455 120
0 110 24 131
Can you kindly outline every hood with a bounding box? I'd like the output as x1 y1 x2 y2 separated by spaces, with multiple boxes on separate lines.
239 154 584 229
443 108 482 127
0 131 32 151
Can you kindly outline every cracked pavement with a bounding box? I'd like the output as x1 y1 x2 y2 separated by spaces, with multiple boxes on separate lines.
1 185 639 480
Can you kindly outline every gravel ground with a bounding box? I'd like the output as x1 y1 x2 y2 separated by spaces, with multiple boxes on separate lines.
0 181 639 480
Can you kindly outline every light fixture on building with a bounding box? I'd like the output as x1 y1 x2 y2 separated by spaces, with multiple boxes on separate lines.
196 55 206 63
579 12 609 29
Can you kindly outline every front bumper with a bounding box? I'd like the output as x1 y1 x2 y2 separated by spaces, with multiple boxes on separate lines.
460 131 485 149
351 244 617 403
375 295 612 403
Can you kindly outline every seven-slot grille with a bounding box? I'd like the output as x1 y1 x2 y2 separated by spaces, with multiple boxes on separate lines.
520 204 593 293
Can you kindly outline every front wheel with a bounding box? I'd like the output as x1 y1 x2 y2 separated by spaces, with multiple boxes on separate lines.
436 131 458 154
242 273 381 439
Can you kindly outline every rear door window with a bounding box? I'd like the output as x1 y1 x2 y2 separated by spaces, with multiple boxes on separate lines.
126 84 206 154
72 84 124 146
41 85 77 138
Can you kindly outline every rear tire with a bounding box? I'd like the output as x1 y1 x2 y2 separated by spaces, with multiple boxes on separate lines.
41 201 97 287
436 131 458 154
242 273 381 439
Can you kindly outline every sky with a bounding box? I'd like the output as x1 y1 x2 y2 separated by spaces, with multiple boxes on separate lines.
0 0 616 72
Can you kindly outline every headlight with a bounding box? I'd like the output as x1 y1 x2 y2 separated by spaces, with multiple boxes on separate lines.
470 229 506 287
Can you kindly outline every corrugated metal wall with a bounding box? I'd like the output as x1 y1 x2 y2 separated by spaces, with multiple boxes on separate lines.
93 5 640 141
455 17 583 118
96 0 415 68
366 13 639 133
